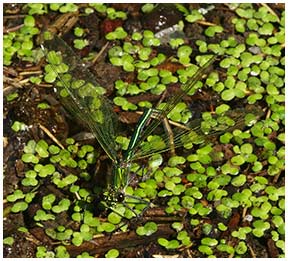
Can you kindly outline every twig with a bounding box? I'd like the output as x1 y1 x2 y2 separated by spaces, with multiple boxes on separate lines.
65 223 176 256
247 243 257 258
19 78 30 84
153 254 180 258
19 70 43 76
273 173 281 184
4 24 24 33
4 76 23 89
38 123 65 150
197 20 218 27
4 14 26 19
163 116 175 156
92 42 110 64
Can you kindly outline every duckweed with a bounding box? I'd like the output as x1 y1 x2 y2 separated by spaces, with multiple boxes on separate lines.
185 9 203 23
217 223 227 231
50 3 78 13
252 220 270 237
198 245 213 256
11 121 27 132
6 190 25 202
235 241 248 255
177 230 191 246
51 198 71 213
106 7 127 20
36 246 55 258
201 223 212 236
34 209 55 221
105 249 120 258
136 222 157 236
21 153 39 164
42 194 56 210
177 45 192 65
71 232 83 246
107 212 122 225
205 25 224 37
3 237 14 246
159 238 180 250
10 201 28 213
73 39 89 50
55 245 70 258
106 27 128 40
217 242 235 255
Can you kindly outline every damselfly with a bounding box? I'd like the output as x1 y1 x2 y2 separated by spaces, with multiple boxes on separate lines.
41 34 260 216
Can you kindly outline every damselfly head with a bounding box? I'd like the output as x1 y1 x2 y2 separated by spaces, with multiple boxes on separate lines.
116 192 125 202
103 189 125 206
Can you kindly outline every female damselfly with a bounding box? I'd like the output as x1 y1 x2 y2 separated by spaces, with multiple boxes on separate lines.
41 33 260 217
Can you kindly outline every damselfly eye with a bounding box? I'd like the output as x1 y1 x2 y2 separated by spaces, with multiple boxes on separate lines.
117 192 125 202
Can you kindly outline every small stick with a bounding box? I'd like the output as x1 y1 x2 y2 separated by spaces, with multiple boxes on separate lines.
38 123 65 150
92 42 110 64
197 20 218 27
3 24 24 33
163 116 175 156
19 70 43 76
18 78 30 84
247 243 257 258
